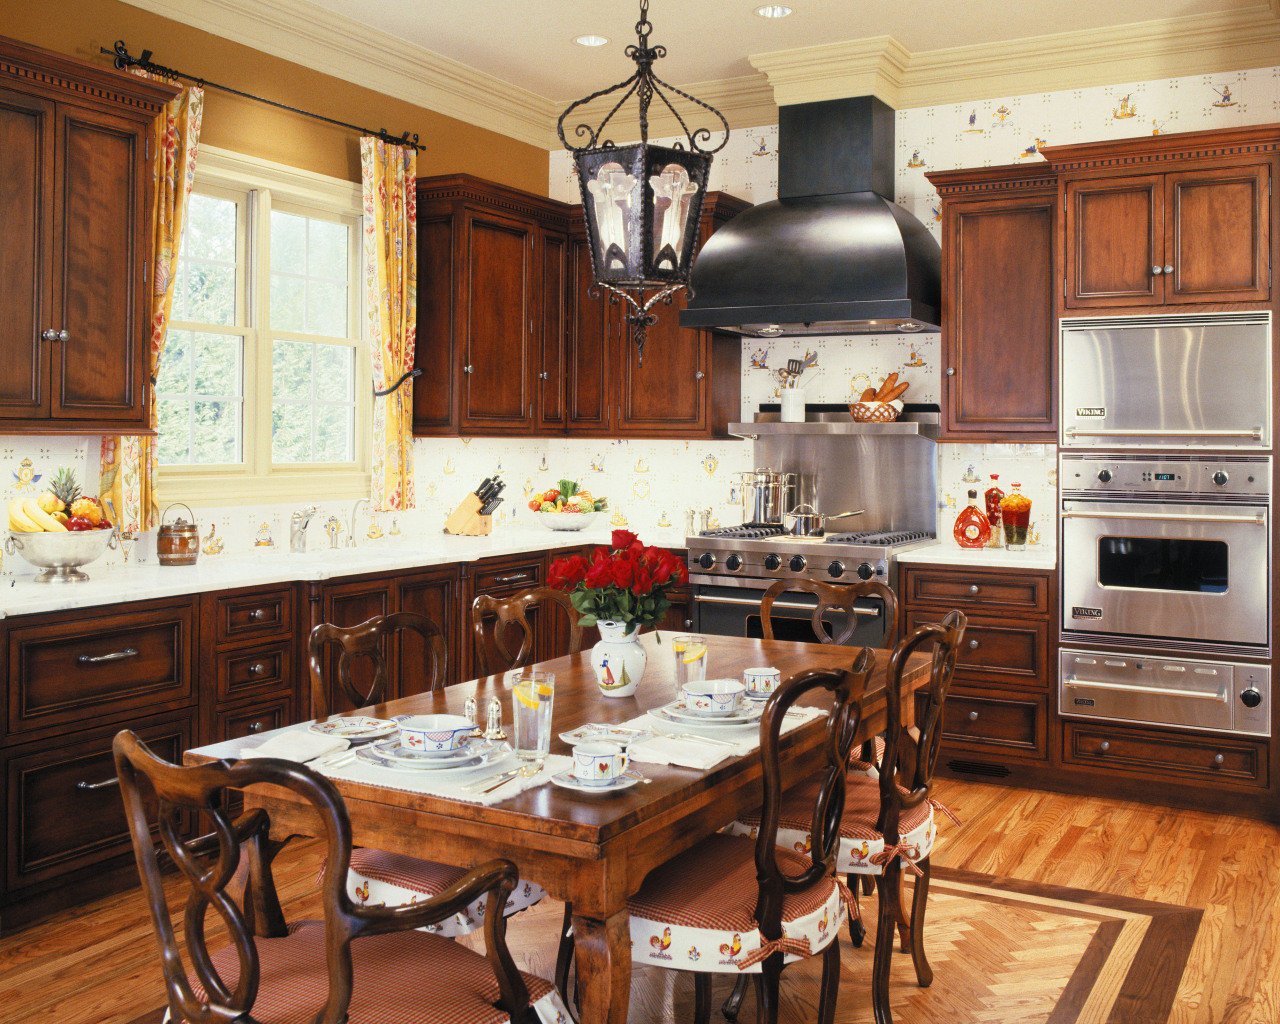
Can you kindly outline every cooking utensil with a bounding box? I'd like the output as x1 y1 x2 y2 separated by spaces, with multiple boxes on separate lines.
782 504 865 537
736 470 814 525
786 357 803 384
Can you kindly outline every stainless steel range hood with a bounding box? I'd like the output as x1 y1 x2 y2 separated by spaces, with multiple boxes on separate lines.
679 96 941 338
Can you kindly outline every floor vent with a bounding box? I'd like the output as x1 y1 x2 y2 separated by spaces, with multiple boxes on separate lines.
947 759 1012 778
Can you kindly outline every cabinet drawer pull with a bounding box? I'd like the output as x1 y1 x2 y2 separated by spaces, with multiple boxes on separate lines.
248 662 267 676
248 721 265 733
492 572 531 584
248 608 267 621
968 638 979 649
76 776 120 791
1099 740 1111 754
1213 753 1224 766
967 710 979 721
968 585 979 595
78 647 139 665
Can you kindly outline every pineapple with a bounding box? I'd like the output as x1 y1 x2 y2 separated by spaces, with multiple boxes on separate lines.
48 467 79 513
69 496 103 526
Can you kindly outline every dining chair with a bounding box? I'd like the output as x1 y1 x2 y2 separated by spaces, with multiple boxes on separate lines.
623 649 875 1024
112 729 570 1024
471 585 584 676
759 577 899 648
308 612 545 935
726 609 967 1024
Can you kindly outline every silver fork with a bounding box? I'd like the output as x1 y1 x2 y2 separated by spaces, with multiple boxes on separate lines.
649 728 738 748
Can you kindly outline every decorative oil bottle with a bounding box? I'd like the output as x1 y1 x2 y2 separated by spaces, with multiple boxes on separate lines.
953 489 992 549
984 474 1005 548
999 482 1033 551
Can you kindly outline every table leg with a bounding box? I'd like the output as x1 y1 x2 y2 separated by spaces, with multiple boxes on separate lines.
571 908 631 1024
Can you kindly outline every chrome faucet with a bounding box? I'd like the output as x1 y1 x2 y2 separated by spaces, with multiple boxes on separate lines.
290 506 319 553
347 498 370 547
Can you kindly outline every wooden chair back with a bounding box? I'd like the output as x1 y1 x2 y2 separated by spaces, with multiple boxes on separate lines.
113 729 530 1024
753 648 874 941
308 611 447 719
878 609 967 844
759 578 899 648
471 586 582 676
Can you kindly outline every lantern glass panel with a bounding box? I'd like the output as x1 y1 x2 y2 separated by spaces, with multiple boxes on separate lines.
587 161 636 273
650 163 700 271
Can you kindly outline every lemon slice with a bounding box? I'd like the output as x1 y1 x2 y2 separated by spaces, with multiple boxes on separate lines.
682 644 707 664
672 641 686 653
514 680 552 708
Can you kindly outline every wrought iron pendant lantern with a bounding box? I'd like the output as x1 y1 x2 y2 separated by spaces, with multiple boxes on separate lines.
558 0 729 362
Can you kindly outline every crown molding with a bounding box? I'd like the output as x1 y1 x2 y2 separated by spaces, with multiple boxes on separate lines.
119 0 557 148
751 6 1280 111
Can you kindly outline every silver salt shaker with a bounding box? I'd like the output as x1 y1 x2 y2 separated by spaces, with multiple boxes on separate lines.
483 695 507 741
464 694 483 737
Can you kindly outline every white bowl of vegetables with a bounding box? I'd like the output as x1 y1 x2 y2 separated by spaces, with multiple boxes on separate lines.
529 480 607 531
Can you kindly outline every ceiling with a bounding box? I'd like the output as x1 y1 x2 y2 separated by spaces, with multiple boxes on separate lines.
126 0 1280 147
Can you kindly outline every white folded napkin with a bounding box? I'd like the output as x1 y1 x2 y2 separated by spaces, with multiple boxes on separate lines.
240 730 349 763
628 734 743 770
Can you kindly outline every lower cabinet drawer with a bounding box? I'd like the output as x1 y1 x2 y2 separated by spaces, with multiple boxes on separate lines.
472 561 542 594
1062 721 1269 788
215 697 293 743
924 690 1047 757
215 587 293 643
215 640 293 704
905 610 1047 689
4 714 192 893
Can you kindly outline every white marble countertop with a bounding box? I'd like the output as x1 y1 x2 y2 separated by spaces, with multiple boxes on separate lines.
1 523 692 618
897 542 1057 572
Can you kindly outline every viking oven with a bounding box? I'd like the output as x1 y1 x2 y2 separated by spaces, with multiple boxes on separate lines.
1058 452 1272 737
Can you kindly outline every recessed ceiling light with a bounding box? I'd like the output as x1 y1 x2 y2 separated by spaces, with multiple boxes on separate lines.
755 4 794 17
574 34 609 47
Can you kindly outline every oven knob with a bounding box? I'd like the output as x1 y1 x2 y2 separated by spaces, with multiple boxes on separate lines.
1213 471 1229 486
788 554 807 573
1097 469 1112 483
696 552 716 570
764 553 782 571
827 560 845 578
856 562 874 580
725 553 743 572
1241 687 1263 709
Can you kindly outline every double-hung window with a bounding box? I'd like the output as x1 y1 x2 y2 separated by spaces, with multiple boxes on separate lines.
156 146 370 503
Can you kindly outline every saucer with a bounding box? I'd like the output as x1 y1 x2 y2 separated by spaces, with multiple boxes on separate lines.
358 739 487 770
655 700 763 727
550 770 639 793
559 723 653 748
308 717 397 741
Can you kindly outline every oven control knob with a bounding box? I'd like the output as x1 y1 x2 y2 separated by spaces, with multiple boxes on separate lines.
725 553 743 572
856 562 874 580
1241 687 1263 709
827 560 845 578
764 553 782 571
1096 469 1112 483
1213 471 1229 486
696 552 716 570
788 554 807 573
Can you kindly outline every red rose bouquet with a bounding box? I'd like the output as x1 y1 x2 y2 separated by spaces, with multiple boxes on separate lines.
548 529 689 635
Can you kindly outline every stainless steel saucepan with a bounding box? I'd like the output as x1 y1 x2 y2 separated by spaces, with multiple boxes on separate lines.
782 504 865 537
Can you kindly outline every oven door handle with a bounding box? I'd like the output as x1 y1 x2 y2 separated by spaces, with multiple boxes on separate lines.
1063 427 1265 439
1061 509 1266 525
693 593 881 617
1065 679 1229 702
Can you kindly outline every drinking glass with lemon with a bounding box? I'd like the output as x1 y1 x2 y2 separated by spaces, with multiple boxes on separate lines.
671 635 708 699
510 670 555 765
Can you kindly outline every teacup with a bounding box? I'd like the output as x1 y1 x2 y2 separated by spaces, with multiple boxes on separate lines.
682 678 746 717
394 714 473 754
742 667 781 699
572 741 629 786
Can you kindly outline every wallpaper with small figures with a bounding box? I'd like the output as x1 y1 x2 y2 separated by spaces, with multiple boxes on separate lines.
1 65 1276 574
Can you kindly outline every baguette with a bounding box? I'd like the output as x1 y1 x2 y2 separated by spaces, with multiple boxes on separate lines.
859 387 877 401
883 380 910 402
873 372 899 401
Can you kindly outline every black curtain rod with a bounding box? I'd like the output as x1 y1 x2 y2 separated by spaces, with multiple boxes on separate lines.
101 40 422 152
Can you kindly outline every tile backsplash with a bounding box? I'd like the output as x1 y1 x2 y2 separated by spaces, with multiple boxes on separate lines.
5 61 1278 573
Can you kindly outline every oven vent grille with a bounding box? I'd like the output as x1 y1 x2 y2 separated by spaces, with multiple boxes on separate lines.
1059 629 1270 660
1062 311 1270 331
946 759 1012 778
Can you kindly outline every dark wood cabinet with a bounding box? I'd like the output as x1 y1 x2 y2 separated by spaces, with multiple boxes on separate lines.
307 577 393 716
1043 127 1273 310
0 36 177 433
927 163 1057 440
395 566 465 691
465 555 546 679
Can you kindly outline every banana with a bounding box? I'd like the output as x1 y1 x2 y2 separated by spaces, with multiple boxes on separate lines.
22 496 68 532
8 498 40 532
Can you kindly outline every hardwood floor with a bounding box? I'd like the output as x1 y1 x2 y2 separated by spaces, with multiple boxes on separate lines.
1 778 1276 1024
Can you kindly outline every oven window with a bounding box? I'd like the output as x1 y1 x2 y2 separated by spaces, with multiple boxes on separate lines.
1097 536 1228 593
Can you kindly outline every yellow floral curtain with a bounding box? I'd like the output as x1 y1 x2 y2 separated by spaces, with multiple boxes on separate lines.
99 75 203 531
361 138 417 511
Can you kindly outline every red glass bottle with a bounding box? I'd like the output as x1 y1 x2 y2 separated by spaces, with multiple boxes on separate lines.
984 474 1005 547
953 489 992 548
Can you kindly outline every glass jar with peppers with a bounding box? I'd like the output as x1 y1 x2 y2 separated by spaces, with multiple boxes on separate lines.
984 474 1005 548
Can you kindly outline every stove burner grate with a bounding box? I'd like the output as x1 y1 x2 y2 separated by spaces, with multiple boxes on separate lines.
825 529 936 546
698 523 787 539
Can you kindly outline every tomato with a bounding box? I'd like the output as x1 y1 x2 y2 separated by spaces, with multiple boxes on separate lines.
528 498 541 511
544 488 561 502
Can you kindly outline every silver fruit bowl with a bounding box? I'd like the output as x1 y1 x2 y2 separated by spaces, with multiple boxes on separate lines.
6 529 116 583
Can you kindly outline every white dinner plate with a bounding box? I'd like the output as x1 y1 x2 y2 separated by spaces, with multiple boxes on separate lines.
357 739 492 771
653 700 763 727
558 723 653 748
308 716 398 741
550 770 639 793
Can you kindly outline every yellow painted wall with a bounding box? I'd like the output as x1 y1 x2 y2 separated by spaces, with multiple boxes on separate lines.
0 0 549 191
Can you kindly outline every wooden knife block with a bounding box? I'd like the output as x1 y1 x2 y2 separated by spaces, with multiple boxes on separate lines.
444 493 492 536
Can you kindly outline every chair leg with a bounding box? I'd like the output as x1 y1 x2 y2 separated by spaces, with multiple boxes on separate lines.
908 857 934 988
861 874 874 896
721 975 750 1021
758 956 784 1024
694 972 714 1024
893 870 912 953
846 871 866 947
817 939 841 1024
554 902 576 1011
871 860 900 1024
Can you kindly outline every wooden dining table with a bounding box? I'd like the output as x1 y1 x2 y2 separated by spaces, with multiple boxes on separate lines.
187 632 928 1024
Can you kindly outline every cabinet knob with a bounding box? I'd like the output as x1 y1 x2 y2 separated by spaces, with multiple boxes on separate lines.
42 329 58 341
967 710 979 721
248 721 264 733
968 584 979 595
1213 753 1225 766
1152 265 1163 275
58 329 70 342
968 638 979 649
684 618 693 628
249 662 266 675
695 370 706 380
248 608 266 621
463 364 474 374
1099 740 1111 754
539 371 549 380
945 367 956 376
1163 265 1174 275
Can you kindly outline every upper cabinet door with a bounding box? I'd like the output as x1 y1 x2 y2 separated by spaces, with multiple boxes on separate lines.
0 87 53 421
565 231 613 433
458 208 536 432
537 228 568 431
617 290 707 435
412 210 459 434
51 104 146 425
1063 173 1162 307
1166 163 1270 305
